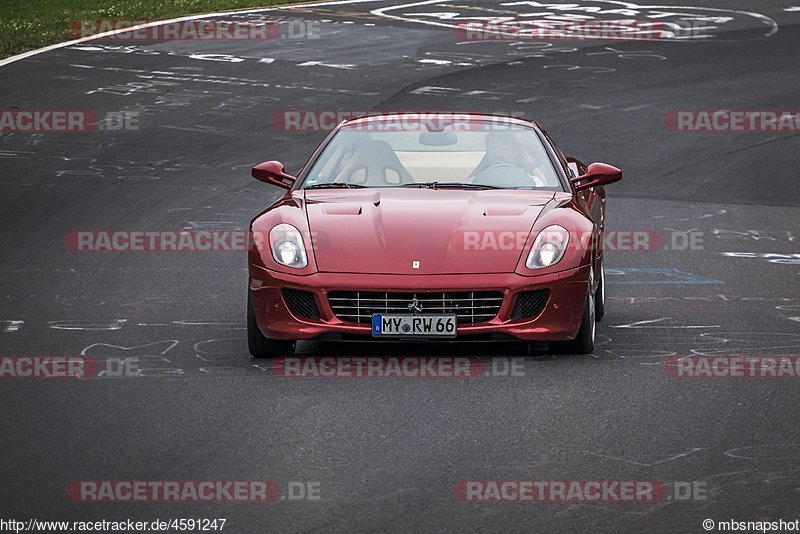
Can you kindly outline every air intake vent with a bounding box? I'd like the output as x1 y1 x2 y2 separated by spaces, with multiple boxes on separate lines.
511 290 550 320
281 288 320 320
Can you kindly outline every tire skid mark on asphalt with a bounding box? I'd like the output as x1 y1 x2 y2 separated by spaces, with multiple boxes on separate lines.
79 339 182 377
1 320 24 332
571 447 707 467
611 318 719 329
724 444 800 461
602 330 800 365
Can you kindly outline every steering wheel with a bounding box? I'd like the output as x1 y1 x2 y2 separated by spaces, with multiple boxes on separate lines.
471 163 534 187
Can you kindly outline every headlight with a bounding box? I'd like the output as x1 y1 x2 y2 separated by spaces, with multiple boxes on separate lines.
526 225 569 269
269 223 307 268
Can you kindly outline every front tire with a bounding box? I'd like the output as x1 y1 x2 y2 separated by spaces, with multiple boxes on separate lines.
550 271 596 354
248 290 296 358
595 261 605 322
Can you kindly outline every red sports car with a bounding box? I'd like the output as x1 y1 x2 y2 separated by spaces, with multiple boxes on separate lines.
247 113 621 357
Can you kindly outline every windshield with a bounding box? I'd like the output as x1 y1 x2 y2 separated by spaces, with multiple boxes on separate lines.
301 120 565 190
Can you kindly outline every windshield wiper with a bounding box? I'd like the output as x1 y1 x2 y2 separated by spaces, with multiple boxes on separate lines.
400 182 501 190
400 182 438 189
304 183 367 189
433 182 501 190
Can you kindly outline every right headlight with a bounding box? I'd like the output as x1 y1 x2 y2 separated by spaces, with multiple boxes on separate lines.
526 225 569 269
269 223 308 268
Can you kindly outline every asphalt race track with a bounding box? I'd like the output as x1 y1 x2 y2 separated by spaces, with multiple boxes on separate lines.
2 0 800 531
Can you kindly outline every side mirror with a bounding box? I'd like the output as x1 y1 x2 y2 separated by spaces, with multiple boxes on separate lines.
252 161 297 190
571 162 622 192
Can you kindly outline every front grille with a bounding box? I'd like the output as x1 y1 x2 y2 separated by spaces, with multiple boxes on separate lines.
328 291 504 325
281 288 320 320
511 289 550 320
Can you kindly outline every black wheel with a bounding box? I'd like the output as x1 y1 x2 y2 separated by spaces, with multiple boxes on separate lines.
550 271 596 354
595 261 605 322
247 290 296 359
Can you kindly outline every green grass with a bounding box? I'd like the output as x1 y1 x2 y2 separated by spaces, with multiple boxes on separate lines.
0 0 306 59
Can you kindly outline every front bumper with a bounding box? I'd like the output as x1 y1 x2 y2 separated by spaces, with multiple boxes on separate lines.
249 266 590 342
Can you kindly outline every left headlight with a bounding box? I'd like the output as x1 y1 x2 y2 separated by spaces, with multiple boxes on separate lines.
526 225 569 269
269 223 308 268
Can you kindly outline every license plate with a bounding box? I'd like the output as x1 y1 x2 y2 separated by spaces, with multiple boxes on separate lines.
371 314 457 337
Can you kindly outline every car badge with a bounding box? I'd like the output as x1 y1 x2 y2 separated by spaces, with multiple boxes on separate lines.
408 298 423 314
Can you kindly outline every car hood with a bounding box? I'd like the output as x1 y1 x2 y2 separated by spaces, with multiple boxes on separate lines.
304 188 554 274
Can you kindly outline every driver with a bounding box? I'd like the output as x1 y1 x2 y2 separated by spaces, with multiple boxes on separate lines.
483 131 523 168
470 131 546 186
